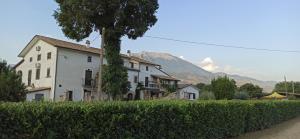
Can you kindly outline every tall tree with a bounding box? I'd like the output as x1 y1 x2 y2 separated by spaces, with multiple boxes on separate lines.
211 76 237 100
54 0 159 100
0 60 26 102
239 83 263 98
273 81 300 94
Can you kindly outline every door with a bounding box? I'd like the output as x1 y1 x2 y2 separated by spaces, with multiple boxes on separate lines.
189 93 196 100
28 70 32 86
85 69 92 86
67 91 73 101
145 77 149 87
84 90 92 101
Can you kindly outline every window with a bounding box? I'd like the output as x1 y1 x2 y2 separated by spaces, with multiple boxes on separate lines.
35 94 44 101
37 54 41 61
85 69 93 86
29 57 33 62
46 68 51 78
145 77 149 87
36 68 40 80
134 76 138 83
130 62 134 68
66 91 73 101
28 70 32 86
47 52 51 60
87 56 92 62
146 66 149 71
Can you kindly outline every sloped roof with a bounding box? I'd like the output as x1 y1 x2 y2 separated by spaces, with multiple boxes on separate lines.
18 35 159 66
177 84 199 90
27 87 51 93
151 74 179 81
36 35 102 55
12 59 24 69
130 56 160 66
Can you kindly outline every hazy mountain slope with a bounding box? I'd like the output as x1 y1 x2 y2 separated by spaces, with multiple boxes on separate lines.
133 51 276 92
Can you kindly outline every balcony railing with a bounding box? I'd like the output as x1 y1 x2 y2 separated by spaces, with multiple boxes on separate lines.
82 78 96 88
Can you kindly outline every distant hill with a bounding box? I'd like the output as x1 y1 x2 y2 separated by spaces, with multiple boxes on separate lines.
133 51 276 92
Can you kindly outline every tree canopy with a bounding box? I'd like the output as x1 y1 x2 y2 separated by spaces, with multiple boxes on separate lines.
239 83 263 98
54 0 159 41
211 76 237 100
273 81 300 94
0 60 26 102
54 0 159 100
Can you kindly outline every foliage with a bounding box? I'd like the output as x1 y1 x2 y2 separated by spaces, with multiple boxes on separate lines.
198 91 215 100
274 81 300 94
239 83 263 98
1 100 300 138
288 95 297 100
162 84 177 93
196 83 205 90
196 83 212 91
54 0 159 100
0 60 26 102
102 65 130 100
234 91 250 100
134 83 144 100
211 76 237 100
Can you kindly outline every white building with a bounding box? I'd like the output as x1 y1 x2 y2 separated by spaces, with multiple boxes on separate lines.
176 84 200 100
15 35 179 101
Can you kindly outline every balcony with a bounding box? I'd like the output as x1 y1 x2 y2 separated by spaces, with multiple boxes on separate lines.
82 78 96 88
140 81 160 90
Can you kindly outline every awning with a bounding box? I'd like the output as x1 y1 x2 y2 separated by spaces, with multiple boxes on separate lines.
27 87 51 93
262 92 287 99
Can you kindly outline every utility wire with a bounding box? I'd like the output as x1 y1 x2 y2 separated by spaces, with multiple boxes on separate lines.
144 35 300 53
88 34 300 53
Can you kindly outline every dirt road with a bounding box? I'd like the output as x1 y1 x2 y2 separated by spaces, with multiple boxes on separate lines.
236 116 300 139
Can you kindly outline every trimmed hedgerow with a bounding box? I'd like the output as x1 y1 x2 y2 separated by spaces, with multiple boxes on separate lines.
0 100 300 139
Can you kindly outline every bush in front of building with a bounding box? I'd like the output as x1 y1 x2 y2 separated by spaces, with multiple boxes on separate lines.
234 91 250 100
1 100 300 139
198 91 216 100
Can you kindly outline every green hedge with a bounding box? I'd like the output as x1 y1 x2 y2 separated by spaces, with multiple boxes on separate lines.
0 100 300 139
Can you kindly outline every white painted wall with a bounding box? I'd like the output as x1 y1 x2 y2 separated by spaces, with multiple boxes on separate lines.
16 40 57 101
26 89 51 101
17 38 176 101
177 86 199 100
55 47 106 101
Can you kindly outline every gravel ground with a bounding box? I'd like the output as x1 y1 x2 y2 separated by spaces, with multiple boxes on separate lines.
235 116 300 139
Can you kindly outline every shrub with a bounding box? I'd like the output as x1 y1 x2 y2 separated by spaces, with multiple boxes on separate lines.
0 100 300 139
198 91 216 100
211 76 237 100
234 91 250 100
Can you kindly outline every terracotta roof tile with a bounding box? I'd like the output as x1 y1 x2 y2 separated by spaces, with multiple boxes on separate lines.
36 35 102 54
35 35 159 66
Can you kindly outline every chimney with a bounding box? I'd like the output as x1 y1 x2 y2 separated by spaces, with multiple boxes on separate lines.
85 40 91 48
127 50 131 56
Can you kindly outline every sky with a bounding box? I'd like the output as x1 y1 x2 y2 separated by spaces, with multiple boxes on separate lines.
0 0 299 81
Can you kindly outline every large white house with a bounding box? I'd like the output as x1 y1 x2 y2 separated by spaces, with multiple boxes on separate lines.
15 35 179 101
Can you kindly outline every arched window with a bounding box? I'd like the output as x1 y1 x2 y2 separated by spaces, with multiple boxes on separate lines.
127 93 133 100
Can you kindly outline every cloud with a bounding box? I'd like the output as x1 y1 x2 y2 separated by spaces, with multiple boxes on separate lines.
200 57 219 72
179 56 185 59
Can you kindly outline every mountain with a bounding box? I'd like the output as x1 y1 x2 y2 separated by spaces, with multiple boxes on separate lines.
133 51 276 92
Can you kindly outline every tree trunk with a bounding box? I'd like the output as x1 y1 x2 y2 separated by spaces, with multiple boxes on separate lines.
103 29 126 100
97 28 105 101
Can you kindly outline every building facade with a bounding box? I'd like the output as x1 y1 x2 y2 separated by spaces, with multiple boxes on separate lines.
15 35 179 101
176 84 200 100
